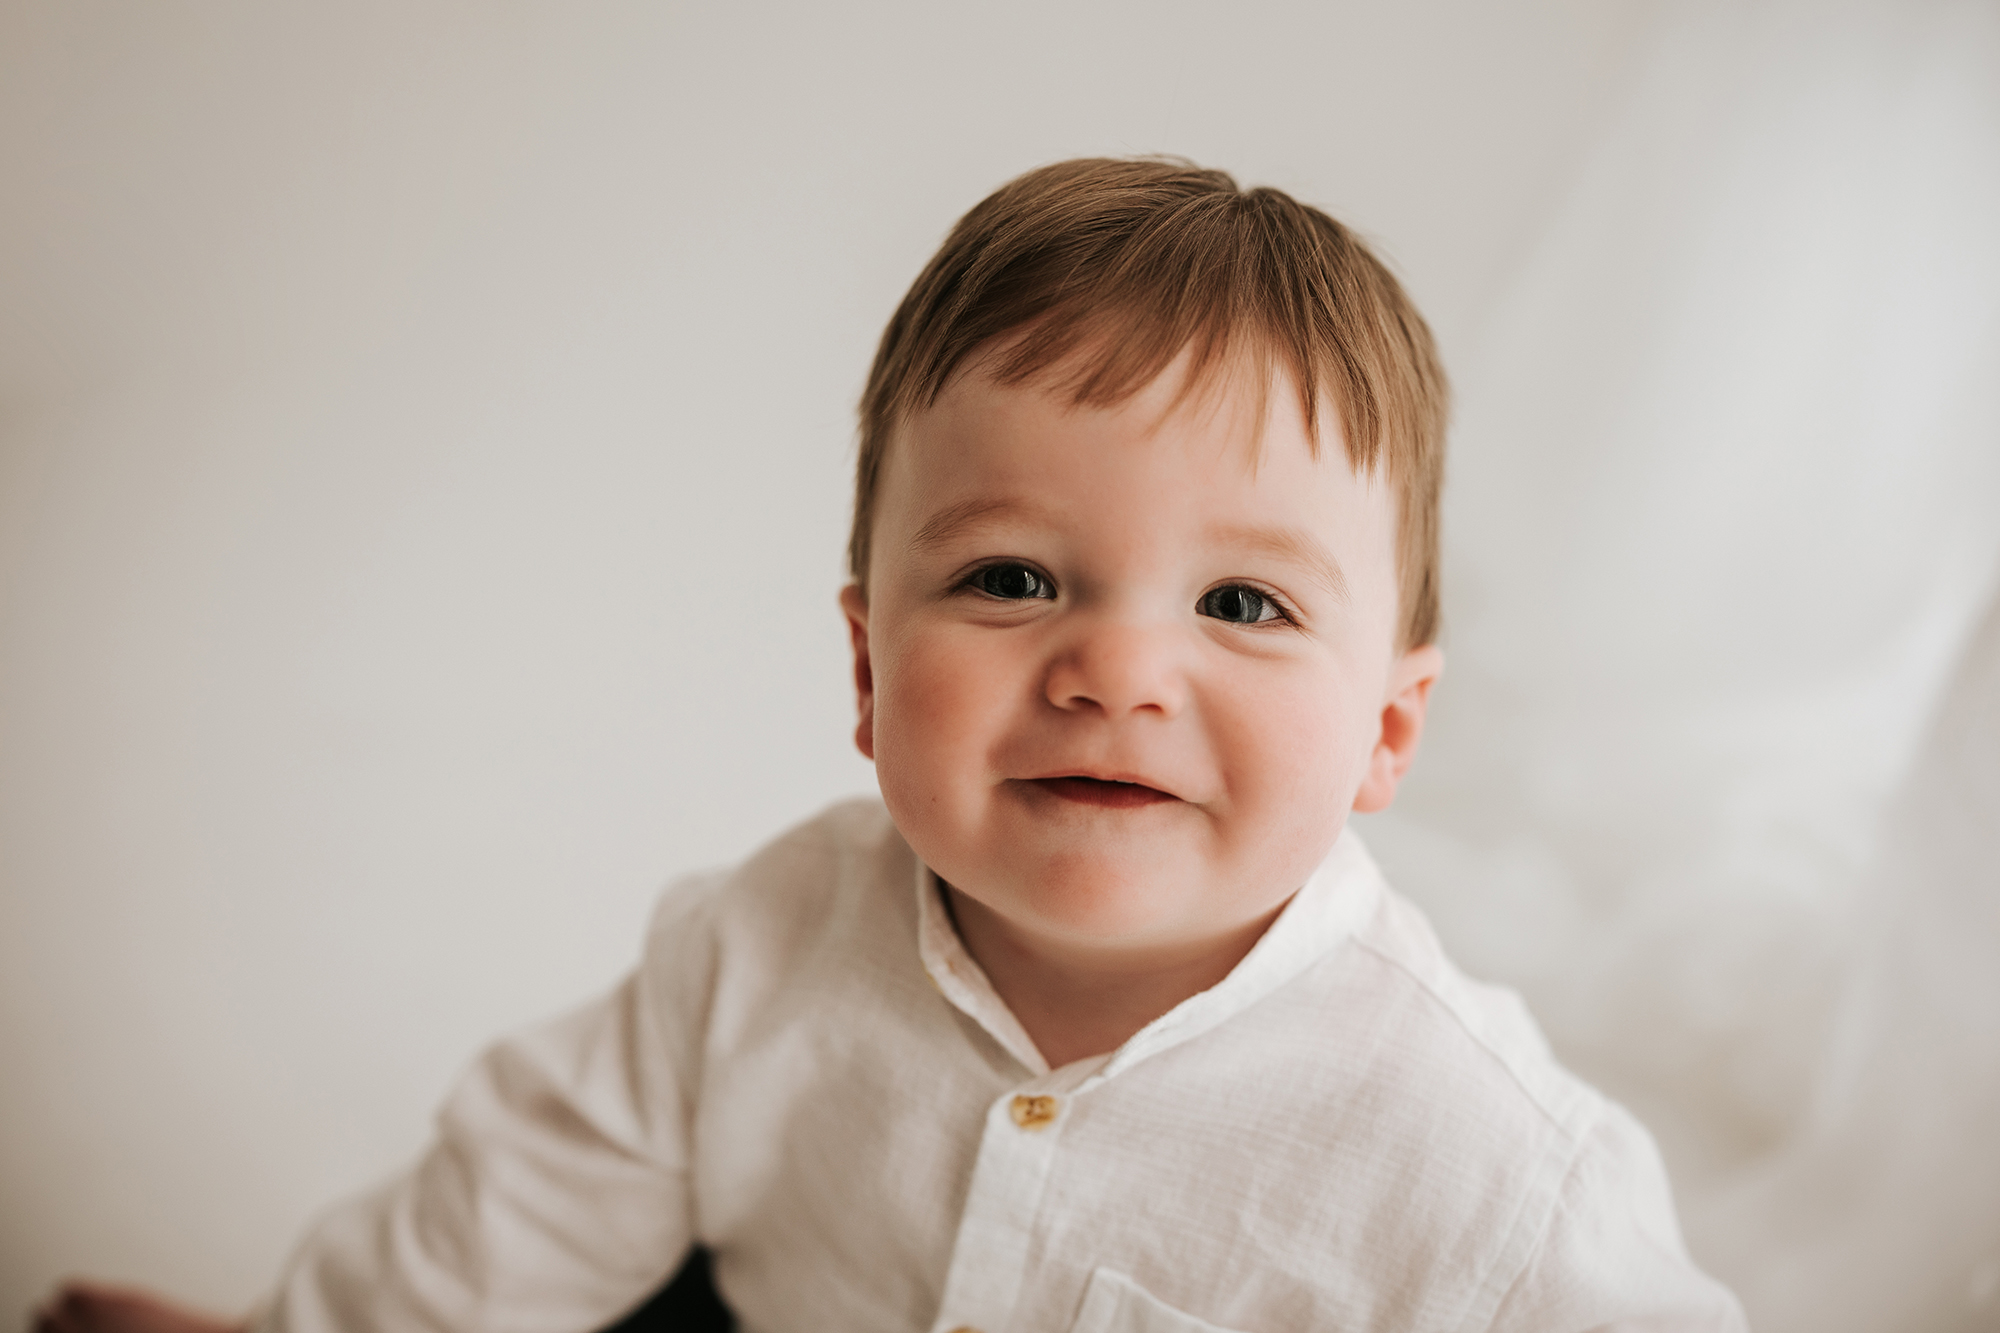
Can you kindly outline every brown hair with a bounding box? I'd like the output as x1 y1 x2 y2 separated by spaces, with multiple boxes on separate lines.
850 156 1448 648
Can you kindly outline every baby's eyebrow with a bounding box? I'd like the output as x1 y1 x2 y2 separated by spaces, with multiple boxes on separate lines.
907 497 1040 553
1212 523 1350 602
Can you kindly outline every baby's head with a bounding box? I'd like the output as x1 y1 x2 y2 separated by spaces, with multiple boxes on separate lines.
841 158 1447 963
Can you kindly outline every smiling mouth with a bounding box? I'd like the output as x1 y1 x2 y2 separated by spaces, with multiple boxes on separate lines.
1030 776 1180 808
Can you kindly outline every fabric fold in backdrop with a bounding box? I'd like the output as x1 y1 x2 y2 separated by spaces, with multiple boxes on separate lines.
1359 1 2000 1328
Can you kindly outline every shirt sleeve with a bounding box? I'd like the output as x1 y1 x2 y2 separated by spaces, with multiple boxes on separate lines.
1485 1100 1748 1333
253 872 725 1333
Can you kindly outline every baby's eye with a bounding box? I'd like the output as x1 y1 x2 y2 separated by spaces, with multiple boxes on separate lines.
972 563 1055 600
1198 585 1283 624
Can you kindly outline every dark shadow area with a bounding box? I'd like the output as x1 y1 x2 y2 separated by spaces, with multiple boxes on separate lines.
600 1247 735 1332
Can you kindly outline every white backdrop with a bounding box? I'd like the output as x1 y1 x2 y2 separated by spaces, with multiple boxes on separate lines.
3 2 1996 1329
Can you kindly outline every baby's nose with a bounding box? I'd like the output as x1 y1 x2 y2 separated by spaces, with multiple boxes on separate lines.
1043 620 1189 718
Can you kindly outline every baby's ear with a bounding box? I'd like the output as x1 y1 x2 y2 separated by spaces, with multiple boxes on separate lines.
1352 644 1442 814
838 584 876 761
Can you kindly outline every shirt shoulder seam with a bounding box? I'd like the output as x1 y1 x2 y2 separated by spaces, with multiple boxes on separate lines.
1346 931 1601 1143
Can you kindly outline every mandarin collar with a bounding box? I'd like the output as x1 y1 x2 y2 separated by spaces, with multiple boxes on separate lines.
914 828 1386 1082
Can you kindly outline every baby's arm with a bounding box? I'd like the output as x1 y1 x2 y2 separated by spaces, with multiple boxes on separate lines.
35 872 720 1333
32 1282 243 1333
257 877 721 1332
261 982 692 1330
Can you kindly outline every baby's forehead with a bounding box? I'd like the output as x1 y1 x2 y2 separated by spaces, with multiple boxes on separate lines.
912 338 1368 484
894 361 1393 536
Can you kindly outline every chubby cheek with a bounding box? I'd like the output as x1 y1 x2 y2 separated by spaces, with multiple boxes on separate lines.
1213 672 1377 858
870 626 1019 828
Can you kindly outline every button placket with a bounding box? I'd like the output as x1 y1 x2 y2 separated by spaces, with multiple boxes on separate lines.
929 1086 1070 1333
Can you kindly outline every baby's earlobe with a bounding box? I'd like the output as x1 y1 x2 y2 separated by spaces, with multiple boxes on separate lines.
853 703 875 761
1353 645 1442 813
839 584 876 759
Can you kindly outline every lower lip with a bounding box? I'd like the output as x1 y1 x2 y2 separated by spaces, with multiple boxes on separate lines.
1031 777 1179 808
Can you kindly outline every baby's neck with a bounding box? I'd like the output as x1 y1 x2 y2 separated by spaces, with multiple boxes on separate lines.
945 887 1283 1069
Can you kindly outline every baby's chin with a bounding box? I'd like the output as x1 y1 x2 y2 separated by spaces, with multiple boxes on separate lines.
954 844 1265 948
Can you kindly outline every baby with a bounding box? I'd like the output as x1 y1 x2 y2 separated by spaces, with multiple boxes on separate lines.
39 158 1745 1332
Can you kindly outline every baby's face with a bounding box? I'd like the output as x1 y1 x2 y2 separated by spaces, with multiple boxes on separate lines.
843 352 1439 960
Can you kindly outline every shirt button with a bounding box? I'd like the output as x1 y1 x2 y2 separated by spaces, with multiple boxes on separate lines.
1009 1093 1059 1129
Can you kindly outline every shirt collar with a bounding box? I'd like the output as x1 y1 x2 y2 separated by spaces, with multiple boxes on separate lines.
914 828 1386 1083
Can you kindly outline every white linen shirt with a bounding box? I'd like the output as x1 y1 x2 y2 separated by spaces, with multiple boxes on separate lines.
256 799 1745 1333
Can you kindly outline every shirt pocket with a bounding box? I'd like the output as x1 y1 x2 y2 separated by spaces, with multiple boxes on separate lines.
1067 1267 1252 1333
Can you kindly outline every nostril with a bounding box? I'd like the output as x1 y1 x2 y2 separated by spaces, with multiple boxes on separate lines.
1043 626 1188 717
